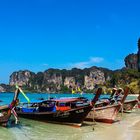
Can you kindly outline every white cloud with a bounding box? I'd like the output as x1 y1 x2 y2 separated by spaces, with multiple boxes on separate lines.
43 63 49 67
69 62 89 69
90 57 104 63
69 57 104 69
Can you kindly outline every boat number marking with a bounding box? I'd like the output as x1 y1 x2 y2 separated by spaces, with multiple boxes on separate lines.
76 109 84 114
55 112 70 117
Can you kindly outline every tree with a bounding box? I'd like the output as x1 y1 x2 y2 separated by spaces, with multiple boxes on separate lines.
138 38 140 72
138 38 140 49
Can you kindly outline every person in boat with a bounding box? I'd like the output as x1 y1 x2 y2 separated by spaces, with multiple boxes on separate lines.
109 88 117 100
110 88 124 104
116 88 124 101
103 87 117 104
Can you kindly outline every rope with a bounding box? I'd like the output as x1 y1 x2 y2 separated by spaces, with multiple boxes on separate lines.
16 84 30 103
118 102 123 118
11 107 19 124
92 107 97 129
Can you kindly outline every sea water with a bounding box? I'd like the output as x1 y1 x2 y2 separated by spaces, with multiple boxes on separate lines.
0 93 139 140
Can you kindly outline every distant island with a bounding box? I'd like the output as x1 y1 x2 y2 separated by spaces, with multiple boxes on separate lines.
0 39 140 94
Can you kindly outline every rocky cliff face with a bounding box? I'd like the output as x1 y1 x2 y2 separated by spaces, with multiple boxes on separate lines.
64 77 75 88
42 69 63 92
9 67 111 92
10 70 36 87
8 65 140 93
124 53 138 69
0 84 11 92
84 69 105 90
0 85 6 92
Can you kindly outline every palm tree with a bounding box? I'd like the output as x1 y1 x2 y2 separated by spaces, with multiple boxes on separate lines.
138 38 140 72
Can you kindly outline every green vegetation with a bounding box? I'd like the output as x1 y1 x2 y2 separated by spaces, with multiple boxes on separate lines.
109 69 140 94
138 38 140 72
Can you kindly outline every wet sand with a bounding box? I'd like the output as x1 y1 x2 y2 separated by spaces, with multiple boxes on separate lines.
85 109 140 140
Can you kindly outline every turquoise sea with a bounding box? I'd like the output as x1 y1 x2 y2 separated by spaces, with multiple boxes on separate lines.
0 92 139 140
0 92 107 105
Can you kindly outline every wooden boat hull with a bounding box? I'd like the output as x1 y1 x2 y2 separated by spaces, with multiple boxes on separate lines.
0 88 20 126
16 105 92 126
123 100 138 112
95 101 108 108
85 104 121 123
138 103 140 108
0 108 11 126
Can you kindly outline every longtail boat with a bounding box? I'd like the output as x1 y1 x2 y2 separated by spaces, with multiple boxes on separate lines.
138 94 140 108
93 88 120 108
16 88 102 126
85 87 129 123
123 100 138 112
0 88 20 126
95 88 139 112
123 93 140 112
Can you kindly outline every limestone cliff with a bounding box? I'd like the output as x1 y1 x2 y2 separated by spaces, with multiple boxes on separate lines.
0 85 6 92
42 69 63 92
0 84 11 92
8 66 140 93
84 69 105 90
124 53 138 69
138 38 140 71
9 70 36 87
9 67 110 92
64 77 75 88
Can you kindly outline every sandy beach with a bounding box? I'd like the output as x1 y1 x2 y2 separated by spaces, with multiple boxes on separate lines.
86 109 140 140
0 108 138 140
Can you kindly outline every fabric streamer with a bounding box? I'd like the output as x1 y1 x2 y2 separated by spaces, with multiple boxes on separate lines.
16 85 30 103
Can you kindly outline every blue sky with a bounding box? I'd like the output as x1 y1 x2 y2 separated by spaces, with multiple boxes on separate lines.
0 0 140 84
